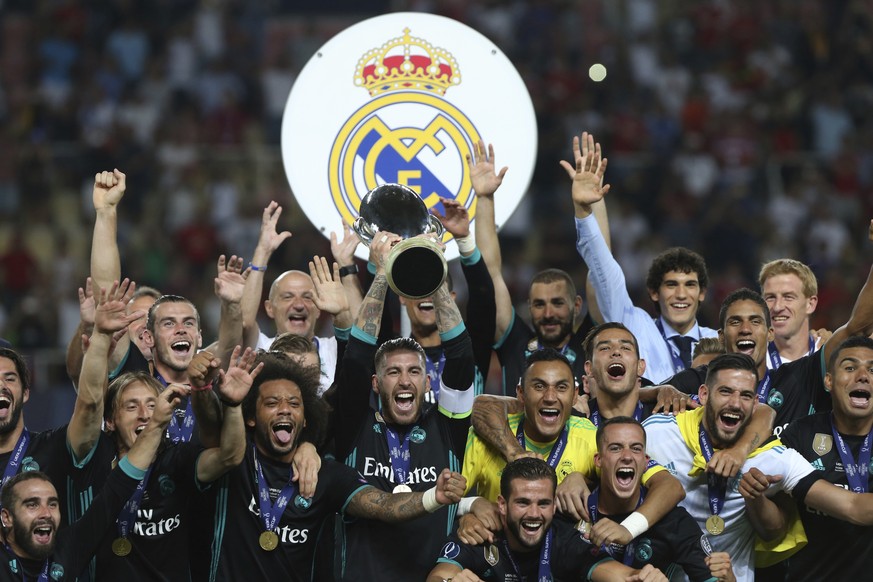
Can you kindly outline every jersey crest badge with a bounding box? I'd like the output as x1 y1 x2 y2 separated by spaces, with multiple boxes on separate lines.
484 543 499 566
813 433 833 456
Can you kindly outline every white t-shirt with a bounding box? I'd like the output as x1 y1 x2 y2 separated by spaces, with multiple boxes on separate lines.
642 413 814 582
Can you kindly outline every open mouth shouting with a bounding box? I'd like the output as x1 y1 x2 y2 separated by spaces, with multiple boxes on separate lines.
717 409 744 434
393 391 417 417
417 301 434 313
538 407 562 431
32 520 55 547
134 424 148 437
272 421 296 446
734 339 756 358
0 391 12 421
848 386 872 409
606 362 627 381
170 340 192 357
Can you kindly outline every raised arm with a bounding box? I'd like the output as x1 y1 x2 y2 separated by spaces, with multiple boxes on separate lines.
330 223 363 324
468 141 514 342
309 255 352 331
346 468 465 522
470 394 531 461
354 233 399 338
126 383 186 470
69 279 144 461
212 254 249 364
241 201 292 348
65 278 97 386
195 346 263 483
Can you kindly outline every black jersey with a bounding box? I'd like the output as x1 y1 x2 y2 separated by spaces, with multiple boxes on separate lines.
86 434 205 581
436 517 612 581
0 463 140 582
205 442 367 582
665 350 830 437
592 506 714 582
331 333 471 581
779 412 873 581
494 311 595 396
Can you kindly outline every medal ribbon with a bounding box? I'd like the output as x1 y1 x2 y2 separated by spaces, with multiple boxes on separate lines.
515 420 569 469
501 527 553 581
116 466 153 540
587 487 646 565
154 372 195 443
767 336 815 370
1 429 30 492
830 414 873 493
3 544 49 582
253 446 298 533
589 400 644 427
384 423 415 487
755 370 773 405
698 424 727 518
655 318 690 374
424 350 446 399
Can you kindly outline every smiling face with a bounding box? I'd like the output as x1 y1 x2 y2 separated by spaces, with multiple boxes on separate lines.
529 281 579 348
649 270 705 335
0 356 27 437
400 295 438 338
266 271 320 339
373 350 428 425
517 360 577 443
595 422 647 506
248 379 306 463
106 381 158 455
1 477 60 561
827 346 873 426
144 301 202 374
762 273 817 342
699 368 757 448
719 299 773 375
584 327 645 401
498 477 555 552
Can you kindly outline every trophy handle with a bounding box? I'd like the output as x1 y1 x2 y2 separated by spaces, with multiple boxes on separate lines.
426 214 446 238
352 216 375 245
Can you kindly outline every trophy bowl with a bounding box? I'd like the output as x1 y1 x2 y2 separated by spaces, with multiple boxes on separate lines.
353 183 447 299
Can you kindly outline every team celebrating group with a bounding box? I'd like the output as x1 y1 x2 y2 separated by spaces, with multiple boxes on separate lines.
0 132 870 581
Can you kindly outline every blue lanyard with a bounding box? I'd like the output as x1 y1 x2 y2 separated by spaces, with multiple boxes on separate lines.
589 400 644 427
830 414 873 493
755 370 773 404
253 447 297 532
154 372 195 443
384 424 415 486
424 350 446 399
1 429 30 492
767 336 815 370
655 318 690 374
3 544 49 582
698 425 727 517
501 528 553 581
515 421 569 469
587 487 646 565
116 466 153 539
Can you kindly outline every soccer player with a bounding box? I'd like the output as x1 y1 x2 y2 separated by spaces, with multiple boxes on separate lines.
569 132 717 383
428 458 669 582
759 259 820 368
205 351 466 580
328 231 475 581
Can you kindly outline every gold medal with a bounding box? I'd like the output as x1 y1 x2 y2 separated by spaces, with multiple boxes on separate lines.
392 484 412 493
112 537 132 557
706 515 725 536
259 530 280 551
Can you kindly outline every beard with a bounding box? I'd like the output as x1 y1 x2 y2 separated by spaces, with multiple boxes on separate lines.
704 402 748 448
535 317 574 347
0 400 24 436
13 519 55 560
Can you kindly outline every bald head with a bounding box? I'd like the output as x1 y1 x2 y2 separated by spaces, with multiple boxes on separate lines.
265 270 321 339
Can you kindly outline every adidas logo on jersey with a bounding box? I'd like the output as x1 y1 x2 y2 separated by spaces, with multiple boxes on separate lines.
810 458 825 472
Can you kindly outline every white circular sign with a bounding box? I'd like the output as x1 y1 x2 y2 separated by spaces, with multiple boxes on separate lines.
281 12 537 261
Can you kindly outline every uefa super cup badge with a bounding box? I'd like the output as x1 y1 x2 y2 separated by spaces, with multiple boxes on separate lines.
282 13 536 261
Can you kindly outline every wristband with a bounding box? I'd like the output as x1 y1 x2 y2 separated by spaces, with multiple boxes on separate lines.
457 496 481 516
619 511 649 539
218 396 242 408
422 486 442 513
338 264 359 278
454 234 476 256
190 382 212 393
248 263 267 272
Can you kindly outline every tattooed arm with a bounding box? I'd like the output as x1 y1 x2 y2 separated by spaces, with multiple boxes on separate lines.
346 469 466 522
470 395 532 462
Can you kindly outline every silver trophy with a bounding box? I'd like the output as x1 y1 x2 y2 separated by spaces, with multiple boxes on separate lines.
353 183 447 299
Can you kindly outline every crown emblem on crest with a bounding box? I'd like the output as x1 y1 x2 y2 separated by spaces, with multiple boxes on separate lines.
355 28 461 96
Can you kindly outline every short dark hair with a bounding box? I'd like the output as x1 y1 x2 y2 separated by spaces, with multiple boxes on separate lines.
104 371 163 422
595 416 646 451
530 269 577 300
718 288 771 330
646 248 709 295
582 322 639 362
0 348 30 393
705 353 759 387
146 295 200 332
1 471 52 515
521 348 574 386
374 337 425 375
499 457 557 499
269 334 319 362
827 336 873 372
242 351 328 448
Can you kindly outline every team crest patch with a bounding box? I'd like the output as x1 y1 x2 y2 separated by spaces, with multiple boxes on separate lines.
484 544 499 566
557 460 574 481
159 474 175 496
813 433 833 456
766 390 784 409
21 457 39 472
441 542 460 560
700 534 713 556
409 427 426 444
294 495 312 510
49 563 64 580
635 538 653 562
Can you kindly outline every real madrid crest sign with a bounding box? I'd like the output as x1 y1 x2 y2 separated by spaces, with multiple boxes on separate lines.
282 13 537 261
